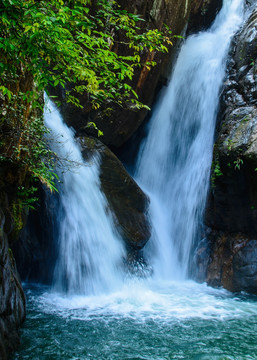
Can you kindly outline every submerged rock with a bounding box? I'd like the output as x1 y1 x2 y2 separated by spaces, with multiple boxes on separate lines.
201 3 257 293
79 136 151 250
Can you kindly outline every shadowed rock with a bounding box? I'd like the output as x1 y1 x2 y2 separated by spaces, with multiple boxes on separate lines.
0 196 26 359
200 3 257 294
79 136 151 250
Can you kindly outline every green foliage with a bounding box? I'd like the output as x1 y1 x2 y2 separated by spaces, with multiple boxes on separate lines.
0 0 173 197
211 158 223 188
17 186 39 210
0 0 172 109
86 122 104 137
12 200 24 234
226 138 235 152
0 89 58 192
234 157 243 170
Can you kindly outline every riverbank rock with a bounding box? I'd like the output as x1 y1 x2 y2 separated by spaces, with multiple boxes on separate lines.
194 230 257 294
201 3 257 293
78 136 151 250
0 192 26 359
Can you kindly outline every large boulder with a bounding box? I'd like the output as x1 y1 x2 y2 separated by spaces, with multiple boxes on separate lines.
199 3 257 293
78 136 151 250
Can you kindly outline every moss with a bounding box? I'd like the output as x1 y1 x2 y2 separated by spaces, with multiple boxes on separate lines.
11 200 24 237
8 248 15 269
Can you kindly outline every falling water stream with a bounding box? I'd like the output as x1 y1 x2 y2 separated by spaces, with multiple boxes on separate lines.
44 100 125 295
134 0 245 280
12 0 257 359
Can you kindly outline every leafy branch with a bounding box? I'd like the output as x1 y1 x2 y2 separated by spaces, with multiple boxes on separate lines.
0 0 174 208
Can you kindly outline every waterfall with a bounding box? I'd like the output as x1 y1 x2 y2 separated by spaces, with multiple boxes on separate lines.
42 0 244 295
135 0 244 280
44 100 125 295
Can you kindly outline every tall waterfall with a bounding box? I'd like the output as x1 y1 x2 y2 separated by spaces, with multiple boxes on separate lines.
135 0 244 280
44 100 125 295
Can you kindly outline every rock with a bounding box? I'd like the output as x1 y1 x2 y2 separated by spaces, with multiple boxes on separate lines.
196 229 257 294
202 4 257 294
233 239 257 293
13 186 59 284
206 4 257 235
188 0 223 34
0 196 26 359
192 235 211 283
78 136 151 250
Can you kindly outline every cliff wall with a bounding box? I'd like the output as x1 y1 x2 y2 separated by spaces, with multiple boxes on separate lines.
196 2 257 293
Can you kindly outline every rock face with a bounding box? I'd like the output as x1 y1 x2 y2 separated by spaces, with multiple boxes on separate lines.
0 193 26 359
58 0 194 148
188 0 223 33
194 230 257 294
198 3 257 293
12 187 59 284
79 136 151 250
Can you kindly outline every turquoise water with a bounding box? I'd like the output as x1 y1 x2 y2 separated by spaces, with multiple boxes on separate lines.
13 281 257 360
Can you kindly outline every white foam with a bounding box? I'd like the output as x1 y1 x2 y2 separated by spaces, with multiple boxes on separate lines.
35 280 257 322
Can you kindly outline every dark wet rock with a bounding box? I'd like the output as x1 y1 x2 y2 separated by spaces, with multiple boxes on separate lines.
196 230 257 294
79 136 151 250
207 4 257 235
13 186 59 284
188 0 223 34
233 239 257 293
0 196 26 359
192 236 211 283
202 4 257 294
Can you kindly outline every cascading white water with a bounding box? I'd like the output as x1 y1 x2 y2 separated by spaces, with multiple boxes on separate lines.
135 0 244 280
42 0 244 295
44 99 125 295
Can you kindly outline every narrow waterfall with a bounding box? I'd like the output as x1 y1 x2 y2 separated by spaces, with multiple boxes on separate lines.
44 100 125 295
135 0 244 280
